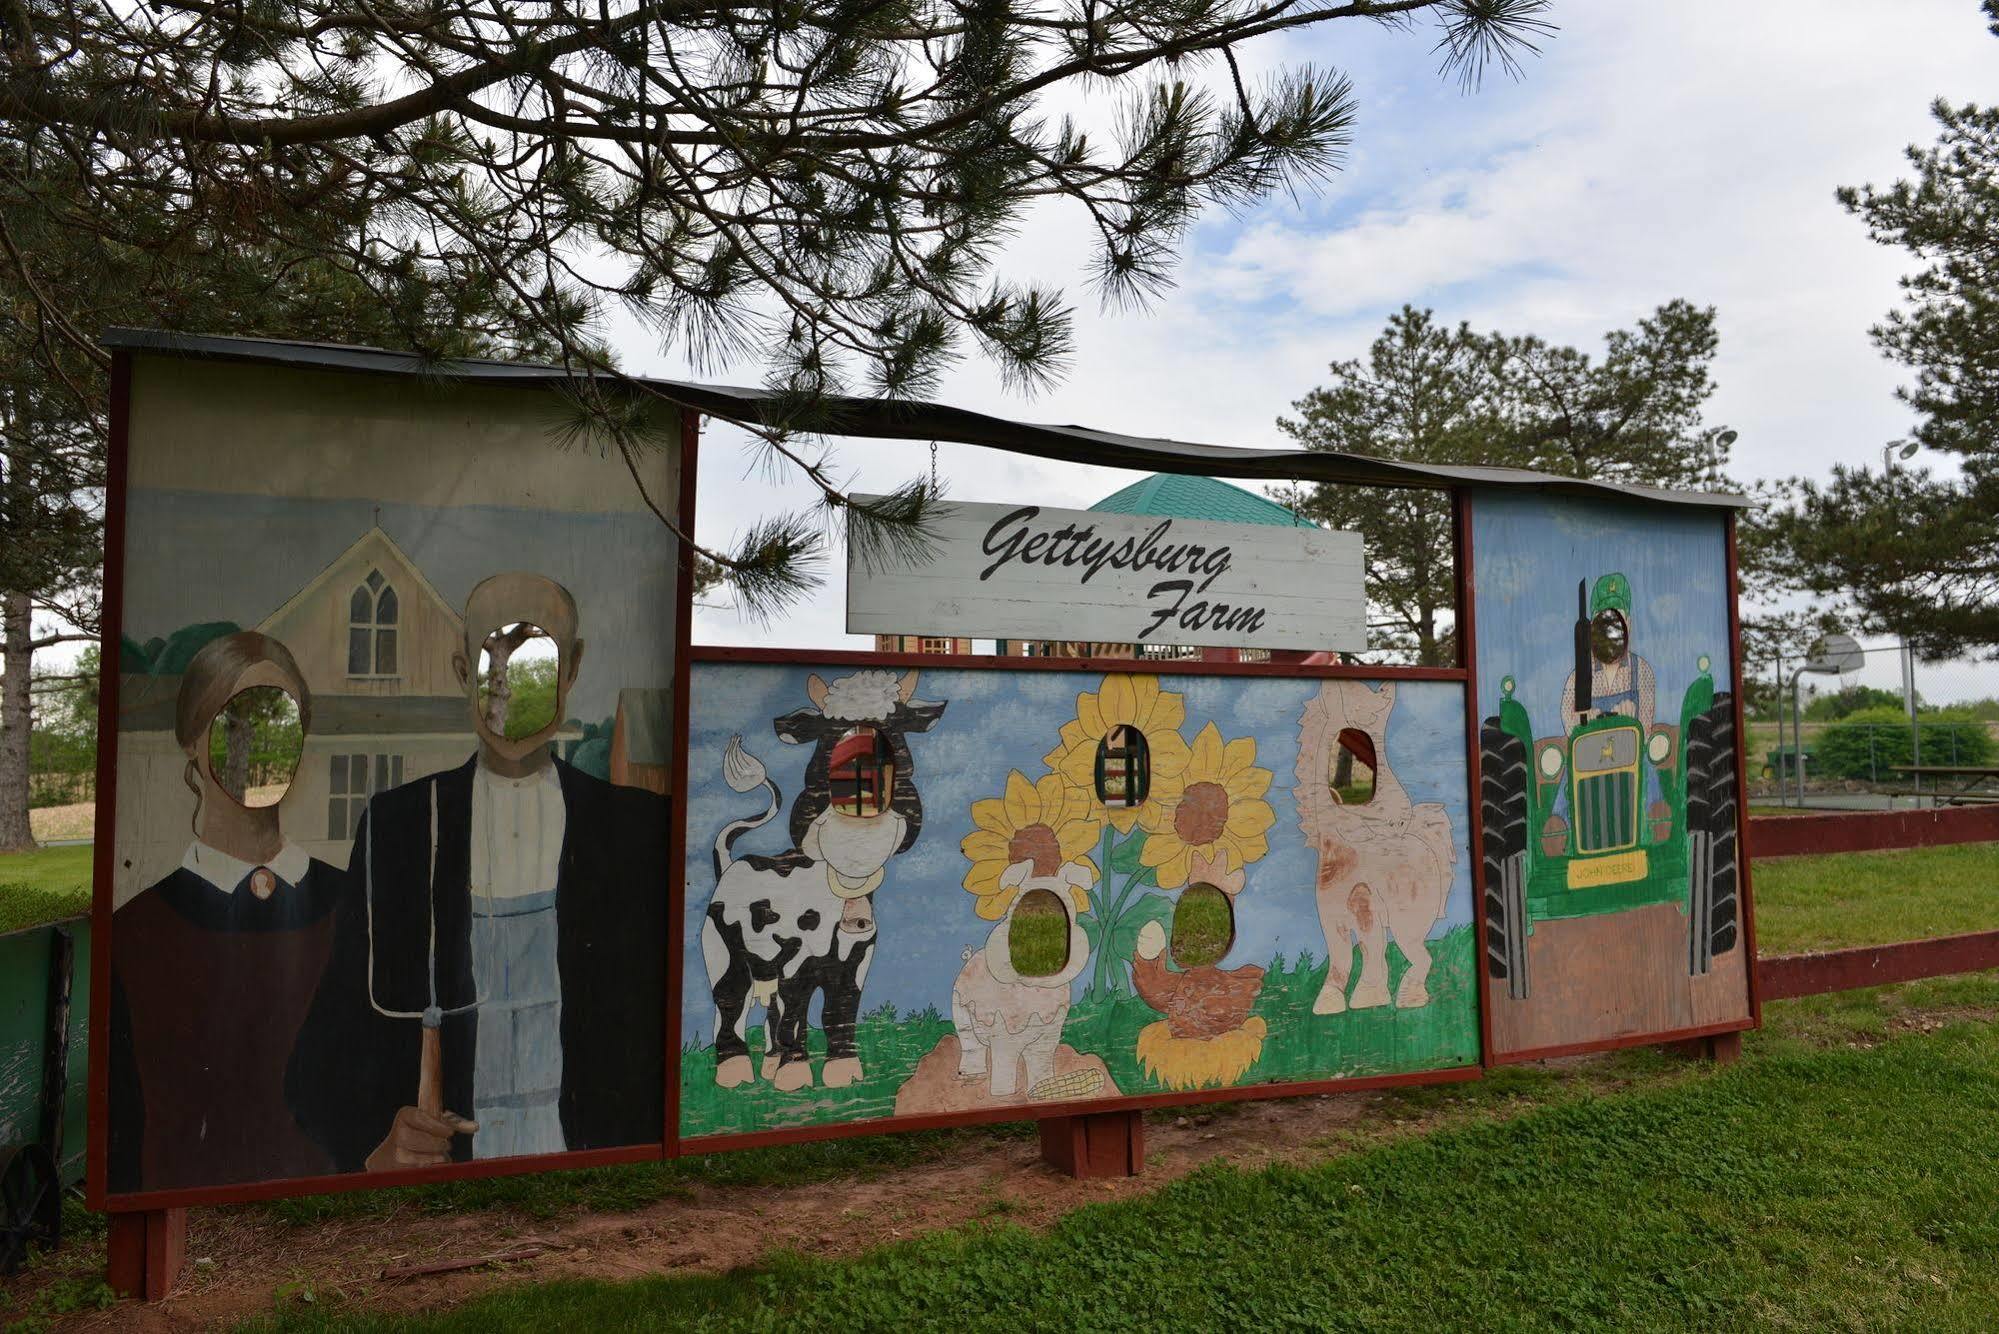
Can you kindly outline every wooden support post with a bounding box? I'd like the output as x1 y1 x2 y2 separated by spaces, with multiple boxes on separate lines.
1039 1110 1144 1179
1668 1030 1743 1065
106 1208 187 1302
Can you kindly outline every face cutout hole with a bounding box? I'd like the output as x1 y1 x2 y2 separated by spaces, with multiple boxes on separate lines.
1170 882 1235 969
206 686 303 808
1008 888 1070 978
1590 609 1628 666
1094 724 1151 808
477 623 559 740
828 726 895 818
1331 727 1377 805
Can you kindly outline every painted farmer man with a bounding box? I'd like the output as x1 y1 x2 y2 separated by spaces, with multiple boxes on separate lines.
1559 572 1656 725
292 573 668 1172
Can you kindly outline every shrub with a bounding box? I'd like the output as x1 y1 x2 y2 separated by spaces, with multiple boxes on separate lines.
1813 705 1994 781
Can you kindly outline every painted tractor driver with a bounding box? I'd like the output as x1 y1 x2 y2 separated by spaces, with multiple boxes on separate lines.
1545 571 1671 878
1479 568 1740 1001
1559 573 1655 727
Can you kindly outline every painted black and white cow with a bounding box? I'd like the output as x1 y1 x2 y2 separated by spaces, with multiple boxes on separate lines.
703 668 944 1091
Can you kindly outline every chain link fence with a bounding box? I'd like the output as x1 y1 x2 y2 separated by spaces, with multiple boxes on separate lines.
1747 641 1998 809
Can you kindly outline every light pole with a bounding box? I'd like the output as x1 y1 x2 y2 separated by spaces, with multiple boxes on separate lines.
1883 439 1919 473
1708 427 1738 485
1882 439 1923 795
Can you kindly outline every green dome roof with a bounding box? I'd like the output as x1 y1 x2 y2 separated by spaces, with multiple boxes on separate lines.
1089 473 1307 527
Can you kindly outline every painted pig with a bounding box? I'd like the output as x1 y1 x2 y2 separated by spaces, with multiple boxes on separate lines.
951 860 1092 1098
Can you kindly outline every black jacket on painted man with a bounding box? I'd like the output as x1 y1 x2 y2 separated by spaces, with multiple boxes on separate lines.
288 756 670 1170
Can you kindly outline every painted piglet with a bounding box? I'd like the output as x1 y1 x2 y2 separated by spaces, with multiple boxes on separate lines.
951 860 1092 1098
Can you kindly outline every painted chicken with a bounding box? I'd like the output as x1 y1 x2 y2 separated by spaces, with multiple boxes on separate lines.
1128 852 1269 1090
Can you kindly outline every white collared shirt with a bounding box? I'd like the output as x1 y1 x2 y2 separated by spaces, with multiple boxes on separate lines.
469 762 566 900
181 839 313 895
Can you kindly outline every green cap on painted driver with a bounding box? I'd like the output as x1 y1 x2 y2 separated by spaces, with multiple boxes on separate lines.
1591 572 1632 616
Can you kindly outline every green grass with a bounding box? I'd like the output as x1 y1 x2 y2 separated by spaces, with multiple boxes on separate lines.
1753 842 1999 953
1007 890 1071 976
248 1018 1999 1332
1168 883 1232 967
0 843 92 935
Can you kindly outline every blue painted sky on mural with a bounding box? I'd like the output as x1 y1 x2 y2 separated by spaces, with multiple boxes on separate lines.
1470 493 1731 727
680 664 1472 1044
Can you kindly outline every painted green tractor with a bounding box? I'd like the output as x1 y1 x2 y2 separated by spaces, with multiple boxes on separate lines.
1480 573 1740 1000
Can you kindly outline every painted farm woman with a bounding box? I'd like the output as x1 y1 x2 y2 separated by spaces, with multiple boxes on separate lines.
106 632 344 1193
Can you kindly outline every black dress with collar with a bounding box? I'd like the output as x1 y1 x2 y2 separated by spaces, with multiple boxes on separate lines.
107 857 343 1194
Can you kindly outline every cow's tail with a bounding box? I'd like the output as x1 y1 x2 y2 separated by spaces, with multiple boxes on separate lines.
713 734 780 879
715 736 783 880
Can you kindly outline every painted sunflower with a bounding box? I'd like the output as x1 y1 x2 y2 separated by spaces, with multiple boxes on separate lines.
1137 722 1276 888
1042 673 1193 833
960 770 1101 919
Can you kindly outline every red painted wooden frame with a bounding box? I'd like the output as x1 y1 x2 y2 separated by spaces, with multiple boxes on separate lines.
664 407 700 1162
1454 492 1499 1074
83 374 1771 1209
1465 502 1761 1067
677 583 1489 1146
83 350 132 1211
86 363 698 1212
681 1064 1485 1155
693 643 1468 680
1750 805 1999 859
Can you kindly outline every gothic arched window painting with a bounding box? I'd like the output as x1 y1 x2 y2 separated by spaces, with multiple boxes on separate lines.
347 569 399 677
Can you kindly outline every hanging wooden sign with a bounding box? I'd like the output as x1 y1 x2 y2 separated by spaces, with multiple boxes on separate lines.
846 496 1366 651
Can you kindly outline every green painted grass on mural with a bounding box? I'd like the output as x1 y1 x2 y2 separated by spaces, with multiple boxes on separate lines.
680 1005 956 1138
1082 925 1480 1100
679 927 1479 1138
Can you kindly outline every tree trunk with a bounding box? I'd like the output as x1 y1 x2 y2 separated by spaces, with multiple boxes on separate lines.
0 588 38 852
483 638 516 737
223 708 252 801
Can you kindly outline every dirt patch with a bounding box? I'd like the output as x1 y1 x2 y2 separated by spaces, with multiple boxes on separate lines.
34 1084 1458 1330
1886 1006 1999 1037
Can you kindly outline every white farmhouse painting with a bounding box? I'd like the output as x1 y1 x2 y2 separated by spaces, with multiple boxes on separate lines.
846 496 1366 652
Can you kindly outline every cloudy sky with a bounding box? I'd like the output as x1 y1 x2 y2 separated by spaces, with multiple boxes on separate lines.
645 3 1993 698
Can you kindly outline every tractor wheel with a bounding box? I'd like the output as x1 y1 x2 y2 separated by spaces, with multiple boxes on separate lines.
1684 693 1741 974
1480 718 1531 1000
0 1143 60 1275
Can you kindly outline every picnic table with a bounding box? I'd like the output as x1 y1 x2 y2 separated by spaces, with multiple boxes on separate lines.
1890 765 1999 806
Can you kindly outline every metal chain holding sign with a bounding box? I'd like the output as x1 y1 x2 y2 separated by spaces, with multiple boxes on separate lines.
930 441 939 495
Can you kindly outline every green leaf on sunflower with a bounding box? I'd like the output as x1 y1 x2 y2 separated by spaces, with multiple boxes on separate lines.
1109 831 1152 876
1077 910 1104 955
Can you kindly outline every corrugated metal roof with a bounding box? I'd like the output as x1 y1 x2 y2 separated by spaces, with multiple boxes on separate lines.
102 328 1754 510
1090 473 1307 526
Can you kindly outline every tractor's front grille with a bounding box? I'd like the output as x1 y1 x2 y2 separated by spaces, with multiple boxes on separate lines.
1575 769 1638 852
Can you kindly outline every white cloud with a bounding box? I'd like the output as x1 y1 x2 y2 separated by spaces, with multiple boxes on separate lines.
622 3 1992 693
